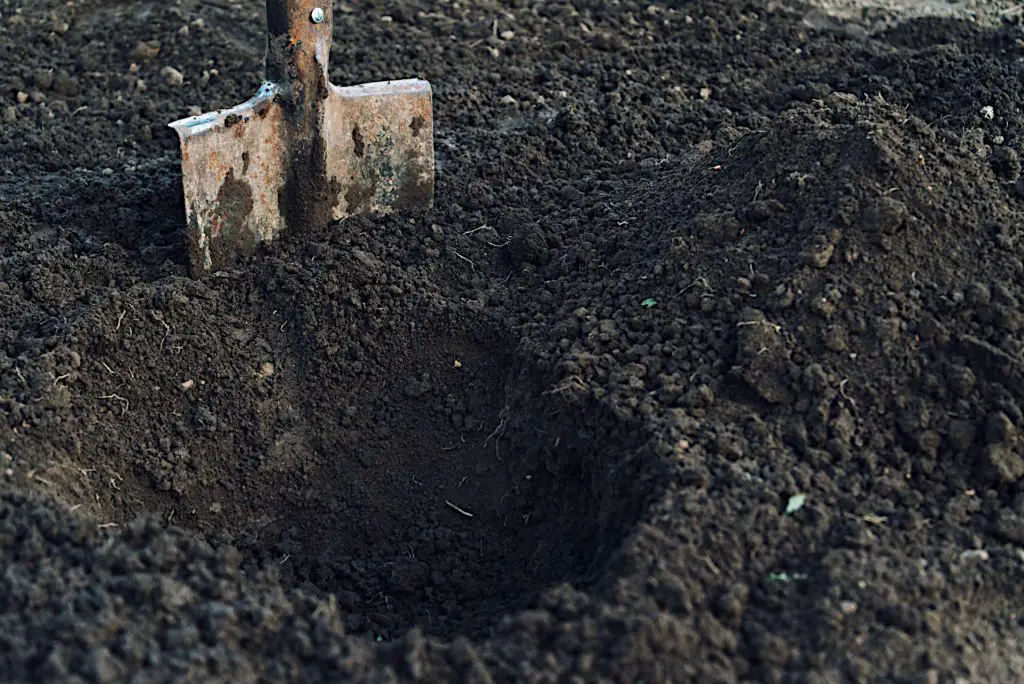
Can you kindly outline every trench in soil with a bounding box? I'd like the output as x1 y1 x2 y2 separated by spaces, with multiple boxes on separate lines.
65 302 656 640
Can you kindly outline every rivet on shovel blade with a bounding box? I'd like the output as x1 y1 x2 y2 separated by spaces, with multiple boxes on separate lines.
310 7 325 23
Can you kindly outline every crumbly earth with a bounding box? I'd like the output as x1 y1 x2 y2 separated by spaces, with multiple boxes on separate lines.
4 0 1024 681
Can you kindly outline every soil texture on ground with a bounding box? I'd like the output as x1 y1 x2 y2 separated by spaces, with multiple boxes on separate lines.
4 0 1024 682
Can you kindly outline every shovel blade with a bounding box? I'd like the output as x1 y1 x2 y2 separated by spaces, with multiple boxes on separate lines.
169 79 434 276
324 80 434 221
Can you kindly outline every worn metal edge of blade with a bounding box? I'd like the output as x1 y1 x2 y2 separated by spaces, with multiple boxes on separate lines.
167 82 281 137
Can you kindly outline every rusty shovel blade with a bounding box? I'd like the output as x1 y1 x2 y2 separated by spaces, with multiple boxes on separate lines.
168 1 434 276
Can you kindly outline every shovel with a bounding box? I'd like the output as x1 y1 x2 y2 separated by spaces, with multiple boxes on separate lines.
169 1 434 276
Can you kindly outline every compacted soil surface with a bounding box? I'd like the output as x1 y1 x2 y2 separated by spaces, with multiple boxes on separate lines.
4 0 1024 681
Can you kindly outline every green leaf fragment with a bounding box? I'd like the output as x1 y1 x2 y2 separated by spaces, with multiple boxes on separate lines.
641 297 658 308
785 493 806 514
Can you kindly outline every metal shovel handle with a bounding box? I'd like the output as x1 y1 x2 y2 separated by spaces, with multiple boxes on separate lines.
265 0 334 90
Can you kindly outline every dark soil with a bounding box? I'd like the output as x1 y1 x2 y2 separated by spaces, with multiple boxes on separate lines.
4 0 1024 681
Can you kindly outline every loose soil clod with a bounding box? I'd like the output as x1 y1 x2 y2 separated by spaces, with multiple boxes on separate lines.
5 0 1024 682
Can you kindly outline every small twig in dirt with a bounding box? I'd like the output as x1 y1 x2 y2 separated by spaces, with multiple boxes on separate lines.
279 554 291 565
484 413 508 447
753 180 764 202
463 225 490 235
737 319 782 334
453 251 476 270
97 523 119 530
445 499 475 518
679 276 713 295
116 310 126 330
53 373 71 387
14 367 25 385
159 320 171 351
839 378 857 407
459 476 467 488
485 238 512 248
100 362 116 375
542 375 586 395
98 394 129 416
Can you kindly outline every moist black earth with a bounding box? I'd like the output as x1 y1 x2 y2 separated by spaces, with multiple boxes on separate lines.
5 0 1024 682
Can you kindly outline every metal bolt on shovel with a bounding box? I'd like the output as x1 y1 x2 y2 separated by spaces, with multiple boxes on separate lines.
169 1 434 276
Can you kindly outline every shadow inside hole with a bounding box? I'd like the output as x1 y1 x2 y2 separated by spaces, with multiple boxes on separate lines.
50 299 660 641
223 321 659 640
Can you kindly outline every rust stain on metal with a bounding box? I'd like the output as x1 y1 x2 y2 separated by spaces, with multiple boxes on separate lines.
168 0 434 277
207 169 257 267
324 80 434 220
352 126 365 158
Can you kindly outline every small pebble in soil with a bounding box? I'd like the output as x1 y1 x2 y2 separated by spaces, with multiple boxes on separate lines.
33 68 53 91
823 325 848 352
802 241 835 268
963 281 991 308
991 146 1021 180
161 66 185 87
984 411 1016 445
133 40 161 61
984 444 1024 483
861 195 908 235
53 71 77 96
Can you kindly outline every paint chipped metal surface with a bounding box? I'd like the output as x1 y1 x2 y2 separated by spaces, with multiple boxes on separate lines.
168 0 435 276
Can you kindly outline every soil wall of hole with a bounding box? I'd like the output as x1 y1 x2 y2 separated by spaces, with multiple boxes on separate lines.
5 285 661 639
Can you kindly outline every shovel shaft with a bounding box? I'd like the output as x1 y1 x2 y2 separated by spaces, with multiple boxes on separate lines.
265 0 333 94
